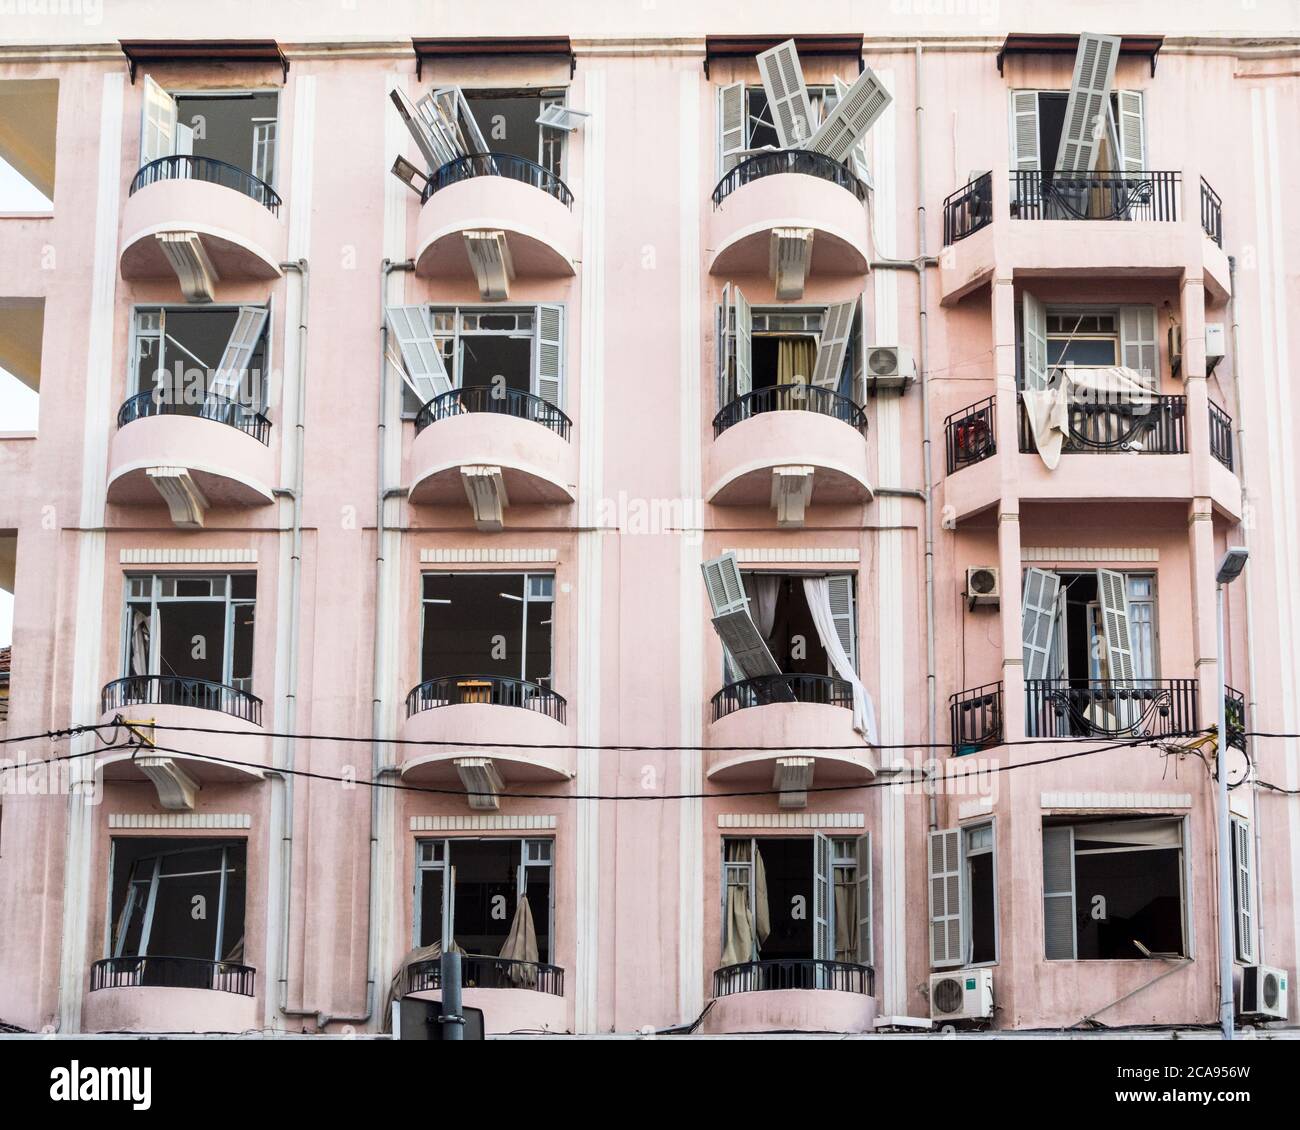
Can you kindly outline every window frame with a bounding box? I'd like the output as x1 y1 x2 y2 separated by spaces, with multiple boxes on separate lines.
961 818 1000 967
170 88 282 186
1230 815 1256 964
462 87 570 178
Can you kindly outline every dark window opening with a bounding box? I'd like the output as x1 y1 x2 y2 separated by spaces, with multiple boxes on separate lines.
968 847 997 964
465 91 563 178
133 306 268 411
175 92 279 183
460 335 532 396
421 572 553 686
756 838 814 960
124 574 256 690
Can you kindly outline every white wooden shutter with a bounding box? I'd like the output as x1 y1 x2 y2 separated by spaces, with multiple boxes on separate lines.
1042 825 1077 959
1021 567 1061 680
1096 568 1135 683
756 40 815 148
140 75 178 164
432 86 490 157
1114 91 1145 174
534 304 564 408
733 286 753 398
386 304 452 404
856 832 872 965
390 87 446 170
928 828 964 968
1232 817 1255 962
1119 304 1158 388
702 552 782 681
826 573 857 672
807 66 892 164
834 75 872 186
702 552 749 616
813 831 833 963
718 283 735 406
1009 90 1041 172
174 121 194 157
210 307 269 400
811 298 857 390
718 82 747 176
1054 33 1121 173
536 103 589 133
1022 289 1049 391
251 120 276 186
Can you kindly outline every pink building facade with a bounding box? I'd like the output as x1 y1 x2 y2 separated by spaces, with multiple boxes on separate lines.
0 2 1298 1036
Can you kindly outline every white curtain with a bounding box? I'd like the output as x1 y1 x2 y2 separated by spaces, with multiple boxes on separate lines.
1024 365 1157 471
743 573 781 643
803 576 878 745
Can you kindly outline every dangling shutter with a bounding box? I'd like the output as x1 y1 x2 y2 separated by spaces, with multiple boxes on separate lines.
140 75 178 164
1232 818 1255 962
928 828 964 968
701 553 783 682
534 304 564 408
813 831 833 962
210 307 269 400
756 40 815 148
1096 568 1135 683
811 298 858 390
807 66 892 164
733 286 752 398
855 832 872 965
1010 90 1041 172
1119 304 1158 388
1022 289 1049 391
718 283 735 407
718 82 747 176
1054 32 1121 173
385 304 452 405
390 87 446 170
834 75 873 187
702 551 748 616
1114 91 1146 175
826 573 857 672
1021 567 1061 680
1042 825 1077 959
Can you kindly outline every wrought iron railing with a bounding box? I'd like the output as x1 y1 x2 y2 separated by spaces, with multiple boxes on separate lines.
101 675 262 725
712 149 868 208
408 954 564 997
1209 401 1235 471
711 673 853 723
421 152 573 209
712 958 874 998
117 390 271 445
1009 170 1181 223
945 396 997 473
405 674 566 724
712 384 868 438
1017 395 1187 454
90 955 256 997
129 154 281 214
1025 678 1199 740
950 682 1004 755
1200 176 1223 247
414 384 571 440
1226 686 1247 754
943 172 994 244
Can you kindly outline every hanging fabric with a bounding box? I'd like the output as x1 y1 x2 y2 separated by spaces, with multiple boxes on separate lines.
130 610 151 677
777 338 816 395
499 894 540 986
743 573 781 644
802 576 879 744
834 863 857 962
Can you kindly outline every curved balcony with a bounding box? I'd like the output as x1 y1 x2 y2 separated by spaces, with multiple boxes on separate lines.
398 675 573 788
85 956 258 1035
407 388 576 516
706 388 872 513
707 674 875 785
709 151 869 279
704 959 876 1035
414 153 578 281
407 955 566 1035
108 393 277 514
120 155 285 284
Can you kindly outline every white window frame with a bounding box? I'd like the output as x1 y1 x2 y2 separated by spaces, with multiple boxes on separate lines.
961 819 999 967
1231 816 1255 964
170 88 282 185
128 301 273 408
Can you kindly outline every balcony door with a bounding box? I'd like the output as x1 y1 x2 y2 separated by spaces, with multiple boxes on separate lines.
123 574 256 691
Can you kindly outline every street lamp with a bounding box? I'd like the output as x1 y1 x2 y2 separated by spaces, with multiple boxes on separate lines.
1215 546 1248 1040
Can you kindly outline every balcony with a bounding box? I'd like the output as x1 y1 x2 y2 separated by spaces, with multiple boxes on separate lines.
407 954 566 1035
706 388 872 519
709 151 869 280
414 153 578 282
120 155 285 285
84 956 258 1034
704 959 876 1035
1016 396 1188 455
1026 678 1199 740
950 682 1004 755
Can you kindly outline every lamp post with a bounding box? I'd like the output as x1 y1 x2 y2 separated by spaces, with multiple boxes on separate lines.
1215 546 1249 1041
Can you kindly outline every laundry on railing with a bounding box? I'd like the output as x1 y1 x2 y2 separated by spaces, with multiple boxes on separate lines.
1022 365 1157 470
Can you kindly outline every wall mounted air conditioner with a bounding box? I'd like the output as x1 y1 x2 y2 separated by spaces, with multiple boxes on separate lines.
865 344 916 391
1237 964 1288 1022
965 566 1000 608
929 968 994 1023
1169 323 1225 378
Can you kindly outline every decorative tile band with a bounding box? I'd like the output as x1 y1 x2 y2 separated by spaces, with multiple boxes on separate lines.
1022 547 1159 563
419 548 559 564
409 814 558 831
724 548 860 564
109 813 252 829
1040 792 1191 810
120 548 258 565
717 813 865 829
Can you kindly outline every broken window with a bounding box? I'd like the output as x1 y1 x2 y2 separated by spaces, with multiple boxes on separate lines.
464 90 568 178
140 79 279 187
420 572 553 687
131 305 269 413
0 79 57 210
1026 569 1158 686
1042 817 1187 960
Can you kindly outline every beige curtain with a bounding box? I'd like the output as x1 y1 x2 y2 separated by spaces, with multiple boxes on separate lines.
720 841 770 966
834 866 857 962
382 939 466 1031
499 894 540 986
777 338 816 399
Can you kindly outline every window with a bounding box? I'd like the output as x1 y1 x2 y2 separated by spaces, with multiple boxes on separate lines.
0 295 43 431
420 572 553 686
141 78 279 185
1046 311 1119 368
1231 817 1255 963
928 823 998 967
464 90 569 179
0 78 57 210
1019 296 1158 390
123 573 256 690
734 83 838 155
1042 817 1187 960
1009 89 1144 176
131 305 270 411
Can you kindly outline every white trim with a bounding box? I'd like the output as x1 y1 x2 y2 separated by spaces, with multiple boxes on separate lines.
959 796 996 820
119 548 258 565
109 813 252 830
409 815 558 831
724 547 860 564
717 813 865 829
1040 791 1192 810
419 547 559 564
1022 546 1159 563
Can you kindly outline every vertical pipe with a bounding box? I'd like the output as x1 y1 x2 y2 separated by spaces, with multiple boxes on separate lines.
1216 583 1235 1040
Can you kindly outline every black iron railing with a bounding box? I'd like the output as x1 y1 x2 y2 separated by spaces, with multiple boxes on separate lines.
1009 170 1181 223
1200 177 1223 247
1025 678 1199 740
101 675 262 725
711 673 852 723
1017 395 1187 454
950 682 1004 755
405 674 566 724
421 152 573 209
945 396 997 473
713 149 868 208
129 155 281 214
408 954 564 997
90 956 256 997
1209 401 1235 471
712 958 874 998
713 385 868 439
943 172 994 244
117 390 271 446
1226 686 1247 754
414 385 571 441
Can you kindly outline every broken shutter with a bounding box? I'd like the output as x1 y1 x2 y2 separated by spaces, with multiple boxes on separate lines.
1054 33 1121 173
856 832 872 965
928 828 964 968
385 304 452 405
536 103 588 132
432 86 489 157
1096 568 1135 683
1042 825 1077 959
826 573 858 673
756 39 815 148
1114 91 1146 174
140 75 178 164
733 286 753 398
810 298 857 391
534 304 564 408
1119 304 1158 388
390 87 445 171
718 81 747 176
1022 289 1049 391
1232 818 1255 962
702 551 749 616
701 552 783 682
1021 567 1062 680
210 307 269 401
813 831 833 966
834 76 873 187
807 66 892 165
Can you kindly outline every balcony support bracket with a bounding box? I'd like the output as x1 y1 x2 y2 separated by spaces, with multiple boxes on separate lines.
463 229 515 301
773 756 815 809
136 754 201 811
147 466 210 529
461 465 509 532
769 227 814 300
455 757 505 811
771 465 815 528
155 231 220 304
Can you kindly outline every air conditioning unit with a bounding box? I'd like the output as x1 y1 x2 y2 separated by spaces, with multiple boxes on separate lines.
929 968 994 1023
1238 964 1289 1022
1169 324 1183 376
965 566 1000 608
865 344 916 391
1169 323 1225 378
